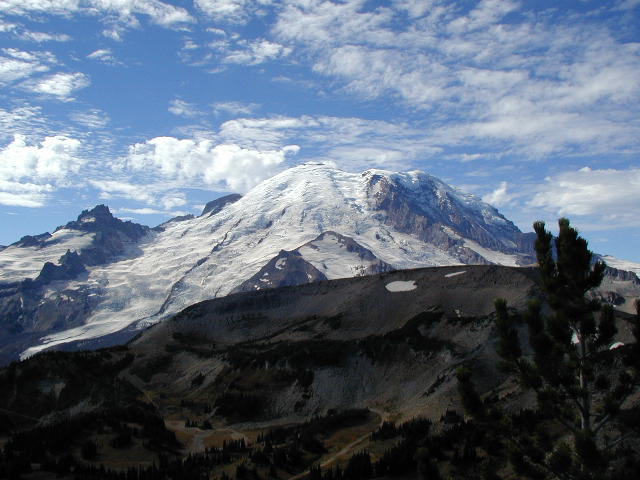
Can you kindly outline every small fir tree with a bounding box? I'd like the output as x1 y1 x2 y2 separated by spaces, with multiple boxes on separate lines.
457 218 640 479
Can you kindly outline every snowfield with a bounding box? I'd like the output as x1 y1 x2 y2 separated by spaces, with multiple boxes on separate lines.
445 271 467 278
385 281 418 292
0 229 95 284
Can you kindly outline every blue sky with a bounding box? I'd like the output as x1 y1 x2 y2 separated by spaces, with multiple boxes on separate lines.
0 0 639 261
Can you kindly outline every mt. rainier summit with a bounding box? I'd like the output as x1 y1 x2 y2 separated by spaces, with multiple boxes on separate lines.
0 162 624 362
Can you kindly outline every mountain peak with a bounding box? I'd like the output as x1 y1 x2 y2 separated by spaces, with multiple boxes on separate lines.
201 194 242 217
77 204 114 224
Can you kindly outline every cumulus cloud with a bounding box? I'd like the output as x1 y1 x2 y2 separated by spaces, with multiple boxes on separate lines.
529 167 640 227
124 136 299 192
0 134 83 182
482 181 514 207
26 72 90 100
0 134 84 207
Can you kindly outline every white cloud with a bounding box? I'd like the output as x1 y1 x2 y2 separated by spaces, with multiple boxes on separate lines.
482 181 513 207
217 115 440 170
70 109 109 128
168 99 201 118
90 179 157 204
0 48 55 85
161 192 187 209
268 0 640 157
26 72 90 101
0 181 53 207
102 28 123 41
529 167 640 227
1 0 193 25
224 40 291 65
0 134 84 207
0 20 17 33
186 34 290 69
447 0 519 34
213 101 260 116
0 0 193 33
0 105 48 145
124 136 299 192
615 0 640 10
392 0 435 18
91 180 189 212
18 31 72 42
87 48 117 64
116 207 168 215
0 134 83 182
195 0 273 23
0 56 47 85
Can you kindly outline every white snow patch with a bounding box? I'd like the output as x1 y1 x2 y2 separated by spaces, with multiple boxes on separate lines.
275 258 287 270
385 280 417 292
462 239 520 267
298 233 376 279
445 270 466 278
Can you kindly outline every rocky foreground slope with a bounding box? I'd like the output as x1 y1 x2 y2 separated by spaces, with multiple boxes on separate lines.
1 265 637 478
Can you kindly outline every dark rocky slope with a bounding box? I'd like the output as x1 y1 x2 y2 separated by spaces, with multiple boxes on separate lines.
1 264 638 478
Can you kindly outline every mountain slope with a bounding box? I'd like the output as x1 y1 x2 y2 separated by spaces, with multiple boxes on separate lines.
0 162 635 361
1 265 638 478
233 231 394 293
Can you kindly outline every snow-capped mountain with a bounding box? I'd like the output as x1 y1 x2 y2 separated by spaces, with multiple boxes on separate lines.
0 162 634 362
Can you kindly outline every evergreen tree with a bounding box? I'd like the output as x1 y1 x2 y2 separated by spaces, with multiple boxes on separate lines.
458 218 640 479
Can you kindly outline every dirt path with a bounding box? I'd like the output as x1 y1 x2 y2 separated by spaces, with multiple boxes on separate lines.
165 419 249 454
289 408 388 480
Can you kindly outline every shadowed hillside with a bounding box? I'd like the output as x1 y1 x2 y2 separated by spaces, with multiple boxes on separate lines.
1 265 638 479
